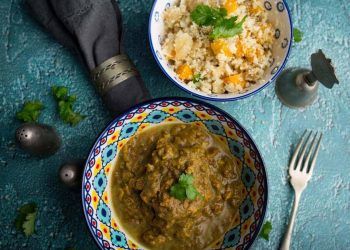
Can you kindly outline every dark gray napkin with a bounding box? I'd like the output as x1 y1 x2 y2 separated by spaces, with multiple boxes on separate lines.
26 0 150 115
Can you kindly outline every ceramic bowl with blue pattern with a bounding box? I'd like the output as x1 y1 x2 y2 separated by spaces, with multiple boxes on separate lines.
149 0 293 101
82 97 268 249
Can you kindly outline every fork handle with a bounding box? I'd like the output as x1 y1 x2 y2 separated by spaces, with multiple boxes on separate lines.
280 192 302 250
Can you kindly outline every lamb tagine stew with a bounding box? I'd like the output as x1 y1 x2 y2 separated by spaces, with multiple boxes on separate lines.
110 123 245 250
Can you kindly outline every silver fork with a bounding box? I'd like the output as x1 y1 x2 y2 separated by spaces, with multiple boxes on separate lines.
280 131 323 250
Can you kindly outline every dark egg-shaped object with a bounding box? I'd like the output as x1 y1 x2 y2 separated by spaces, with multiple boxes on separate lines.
15 123 61 157
59 161 84 189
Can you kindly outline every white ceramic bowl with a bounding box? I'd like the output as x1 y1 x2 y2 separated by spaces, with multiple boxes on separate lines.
149 0 293 101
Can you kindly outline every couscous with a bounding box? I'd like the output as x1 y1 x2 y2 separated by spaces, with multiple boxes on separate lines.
162 0 274 94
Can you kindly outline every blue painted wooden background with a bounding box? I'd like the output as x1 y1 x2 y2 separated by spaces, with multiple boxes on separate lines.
0 0 349 249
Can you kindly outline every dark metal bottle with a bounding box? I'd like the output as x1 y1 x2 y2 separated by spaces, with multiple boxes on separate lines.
275 50 339 108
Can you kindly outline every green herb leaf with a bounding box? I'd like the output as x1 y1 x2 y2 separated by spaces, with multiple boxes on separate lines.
23 211 37 236
185 185 199 200
259 221 272 240
169 174 202 201
193 73 202 83
16 101 44 123
14 203 38 237
210 16 247 40
52 86 69 100
179 173 193 184
52 86 85 126
293 28 303 43
190 4 227 26
170 184 187 201
191 4 245 39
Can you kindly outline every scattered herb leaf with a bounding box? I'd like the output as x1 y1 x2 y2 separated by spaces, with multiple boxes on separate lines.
193 73 202 83
16 101 44 123
293 28 303 43
259 221 272 241
52 86 85 126
170 174 202 201
14 202 38 237
191 4 246 39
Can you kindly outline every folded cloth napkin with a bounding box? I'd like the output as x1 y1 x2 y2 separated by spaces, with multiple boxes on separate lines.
26 0 151 115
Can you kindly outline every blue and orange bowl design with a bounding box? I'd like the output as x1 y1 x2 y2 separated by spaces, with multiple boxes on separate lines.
82 97 268 249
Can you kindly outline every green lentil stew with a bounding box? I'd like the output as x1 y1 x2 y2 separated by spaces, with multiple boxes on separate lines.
110 124 244 250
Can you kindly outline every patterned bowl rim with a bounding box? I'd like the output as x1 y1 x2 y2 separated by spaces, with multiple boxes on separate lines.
81 97 269 250
148 0 293 102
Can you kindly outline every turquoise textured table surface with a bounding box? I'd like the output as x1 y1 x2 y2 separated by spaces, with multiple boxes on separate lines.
0 0 349 249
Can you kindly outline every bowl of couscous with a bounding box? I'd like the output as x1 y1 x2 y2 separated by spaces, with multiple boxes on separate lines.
149 0 293 101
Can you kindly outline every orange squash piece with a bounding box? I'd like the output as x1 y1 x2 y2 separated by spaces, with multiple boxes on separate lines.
244 48 256 63
224 0 238 14
223 74 246 88
177 64 193 80
235 40 243 57
211 39 233 57
236 40 257 62
250 6 263 15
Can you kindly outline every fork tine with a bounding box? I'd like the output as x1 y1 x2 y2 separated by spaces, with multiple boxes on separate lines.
303 132 319 173
307 133 323 174
289 130 308 170
295 131 313 171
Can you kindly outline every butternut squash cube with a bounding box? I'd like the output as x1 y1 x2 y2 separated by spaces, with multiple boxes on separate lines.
211 39 233 57
224 0 238 14
223 74 246 88
177 64 193 80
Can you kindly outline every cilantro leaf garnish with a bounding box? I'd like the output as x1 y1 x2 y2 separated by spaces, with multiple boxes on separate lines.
14 202 38 237
190 4 227 26
293 28 303 43
170 174 202 201
210 16 247 40
191 4 246 39
52 86 85 126
259 221 272 240
16 101 44 123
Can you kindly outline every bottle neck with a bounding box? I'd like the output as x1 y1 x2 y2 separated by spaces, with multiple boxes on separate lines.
303 71 317 86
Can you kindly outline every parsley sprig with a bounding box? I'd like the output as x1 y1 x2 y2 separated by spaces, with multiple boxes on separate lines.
52 86 85 126
16 101 44 123
190 4 246 39
14 202 38 237
170 174 203 201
